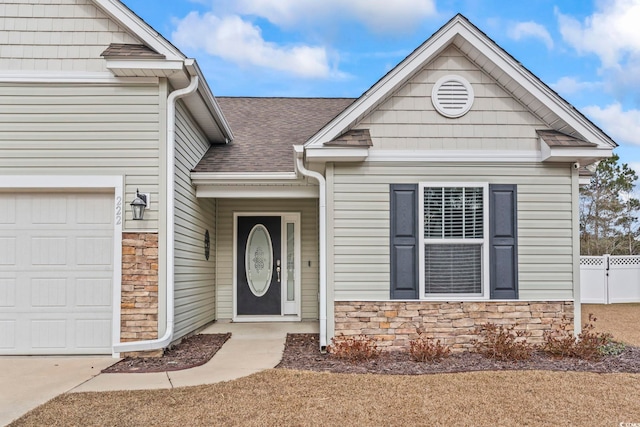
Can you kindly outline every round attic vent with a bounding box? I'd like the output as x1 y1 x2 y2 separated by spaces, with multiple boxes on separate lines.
431 75 474 118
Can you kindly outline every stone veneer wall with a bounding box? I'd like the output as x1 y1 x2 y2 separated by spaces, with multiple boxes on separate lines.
121 232 160 357
334 301 574 351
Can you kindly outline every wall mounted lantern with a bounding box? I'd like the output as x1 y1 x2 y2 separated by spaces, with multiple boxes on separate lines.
130 189 148 220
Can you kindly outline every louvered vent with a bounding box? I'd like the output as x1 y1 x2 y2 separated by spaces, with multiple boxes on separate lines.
431 75 474 118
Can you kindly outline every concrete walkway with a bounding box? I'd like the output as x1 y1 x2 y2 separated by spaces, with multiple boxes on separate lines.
72 321 318 392
0 356 114 426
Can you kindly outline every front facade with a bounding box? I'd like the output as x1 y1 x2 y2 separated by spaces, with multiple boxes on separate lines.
0 3 614 356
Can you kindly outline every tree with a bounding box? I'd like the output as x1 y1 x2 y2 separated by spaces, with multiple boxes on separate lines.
580 154 640 255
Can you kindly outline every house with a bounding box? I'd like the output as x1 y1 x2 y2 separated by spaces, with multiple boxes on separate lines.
0 1 614 356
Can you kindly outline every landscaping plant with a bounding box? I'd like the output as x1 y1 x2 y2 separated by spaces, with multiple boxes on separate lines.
409 334 451 362
472 322 533 361
327 334 380 362
543 314 621 361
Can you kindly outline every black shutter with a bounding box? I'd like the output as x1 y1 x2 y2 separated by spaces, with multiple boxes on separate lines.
489 184 519 299
390 184 419 299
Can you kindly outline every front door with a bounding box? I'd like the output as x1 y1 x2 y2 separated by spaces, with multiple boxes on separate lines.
237 216 281 315
235 213 301 318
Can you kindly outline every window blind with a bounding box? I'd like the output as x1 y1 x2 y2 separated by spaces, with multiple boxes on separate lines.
423 187 483 239
424 244 482 294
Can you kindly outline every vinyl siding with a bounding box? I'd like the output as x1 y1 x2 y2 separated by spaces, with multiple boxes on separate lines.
215 199 319 320
0 82 161 230
0 0 141 72
330 162 575 301
173 102 215 340
357 45 547 151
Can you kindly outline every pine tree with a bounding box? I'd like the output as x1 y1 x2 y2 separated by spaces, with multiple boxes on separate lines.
580 154 640 255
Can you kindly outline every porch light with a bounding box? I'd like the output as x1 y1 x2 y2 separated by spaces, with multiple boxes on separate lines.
130 189 148 220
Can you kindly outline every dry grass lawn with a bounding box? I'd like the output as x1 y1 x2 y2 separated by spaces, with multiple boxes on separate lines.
582 303 640 346
11 369 640 427
10 304 640 426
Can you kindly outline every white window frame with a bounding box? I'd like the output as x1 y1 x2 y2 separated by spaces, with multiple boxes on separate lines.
418 182 490 300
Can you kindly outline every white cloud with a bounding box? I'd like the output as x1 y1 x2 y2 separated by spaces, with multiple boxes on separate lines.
208 0 437 33
550 76 602 95
583 103 640 146
556 0 640 68
508 21 554 50
172 13 336 79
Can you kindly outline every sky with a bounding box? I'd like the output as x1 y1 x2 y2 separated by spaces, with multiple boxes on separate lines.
121 0 640 175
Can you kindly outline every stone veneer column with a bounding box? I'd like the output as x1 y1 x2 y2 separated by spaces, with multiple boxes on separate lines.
120 233 161 357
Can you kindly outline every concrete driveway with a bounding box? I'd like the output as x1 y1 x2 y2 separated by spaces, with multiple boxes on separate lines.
0 356 114 425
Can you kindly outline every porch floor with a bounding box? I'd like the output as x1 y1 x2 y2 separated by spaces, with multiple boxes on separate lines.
72 321 318 392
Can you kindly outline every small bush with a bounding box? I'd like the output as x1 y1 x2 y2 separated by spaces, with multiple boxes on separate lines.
409 334 451 362
598 339 626 357
543 314 614 361
327 334 380 362
473 322 533 361
542 315 578 359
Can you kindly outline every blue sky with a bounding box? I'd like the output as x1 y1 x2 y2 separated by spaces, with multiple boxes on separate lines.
122 0 640 174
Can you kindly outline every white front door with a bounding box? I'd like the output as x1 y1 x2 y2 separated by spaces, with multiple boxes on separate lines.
0 192 114 354
234 213 301 320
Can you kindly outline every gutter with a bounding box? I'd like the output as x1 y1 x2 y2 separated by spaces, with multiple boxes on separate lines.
294 146 327 350
113 72 199 354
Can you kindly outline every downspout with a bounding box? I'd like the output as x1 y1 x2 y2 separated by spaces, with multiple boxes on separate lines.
114 74 199 354
294 145 327 350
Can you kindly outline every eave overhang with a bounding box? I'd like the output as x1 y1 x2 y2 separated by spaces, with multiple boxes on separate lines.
540 144 612 163
190 172 317 198
538 130 612 164
305 147 370 162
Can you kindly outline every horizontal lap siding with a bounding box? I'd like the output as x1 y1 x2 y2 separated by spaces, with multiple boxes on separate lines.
0 83 161 230
0 0 141 72
216 199 319 320
357 46 546 151
331 162 574 300
173 102 215 339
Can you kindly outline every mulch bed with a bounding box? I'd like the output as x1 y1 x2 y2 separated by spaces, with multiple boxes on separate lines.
102 333 231 374
276 333 640 374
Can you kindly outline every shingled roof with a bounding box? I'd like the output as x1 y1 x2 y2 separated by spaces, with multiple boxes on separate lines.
100 43 165 59
193 97 354 173
536 129 597 147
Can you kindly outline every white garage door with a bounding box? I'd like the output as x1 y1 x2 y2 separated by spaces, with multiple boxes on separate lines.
0 192 114 354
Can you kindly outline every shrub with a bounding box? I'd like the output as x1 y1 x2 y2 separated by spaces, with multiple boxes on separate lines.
598 339 626 357
542 315 578 359
327 334 380 362
409 334 451 362
472 322 533 361
542 314 614 361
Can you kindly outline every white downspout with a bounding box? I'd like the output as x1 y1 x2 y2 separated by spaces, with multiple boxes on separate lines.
113 74 199 354
294 145 327 349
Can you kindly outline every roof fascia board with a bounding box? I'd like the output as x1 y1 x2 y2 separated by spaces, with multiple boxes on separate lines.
105 59 184 73
305 147 369 162
190 172 299 184
184 60 234 141
541 141 613 162
92 0 184 60
195 185 318 199
306 15 615 150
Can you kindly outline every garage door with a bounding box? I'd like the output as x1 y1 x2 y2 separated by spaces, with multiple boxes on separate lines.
0 192 114 354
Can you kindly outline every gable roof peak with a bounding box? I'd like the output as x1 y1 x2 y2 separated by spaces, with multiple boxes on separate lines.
304 13 616 151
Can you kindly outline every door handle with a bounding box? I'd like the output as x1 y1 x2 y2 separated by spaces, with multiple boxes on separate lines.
276 259 281 282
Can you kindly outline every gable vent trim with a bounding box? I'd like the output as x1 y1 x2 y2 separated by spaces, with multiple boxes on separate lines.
432 75 474 118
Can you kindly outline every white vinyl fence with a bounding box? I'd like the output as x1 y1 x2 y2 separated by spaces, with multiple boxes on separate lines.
580 255 640 304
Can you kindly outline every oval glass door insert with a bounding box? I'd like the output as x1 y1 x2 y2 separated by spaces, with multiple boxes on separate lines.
245 224 273 297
